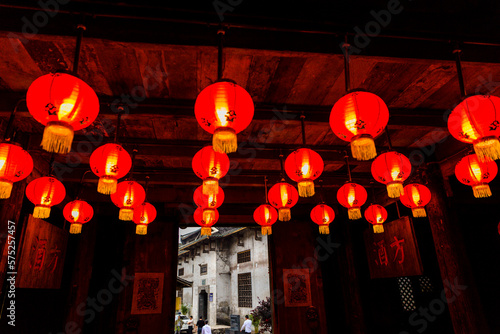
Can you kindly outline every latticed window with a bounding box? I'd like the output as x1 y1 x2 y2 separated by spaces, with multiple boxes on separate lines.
238 273 252 308
237 250 251 264
397 277 416 311
419 276 433 293
178 268 184 276
200 264 208 275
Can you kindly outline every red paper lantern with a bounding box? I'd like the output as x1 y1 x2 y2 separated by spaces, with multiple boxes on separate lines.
330 91 389 160
110 180 146 221
285 148 324 197
364 204 388 233
192 146 230 195
26 73 99 154
268 181 299 221
448 95 500 162
399 183 431 218
133 202 157 235
337 182 368 220
195 81 254 153
455 154 498 198
194 207 219 236
26 176 66 218
253 204 278 236
63 200 93 234
0 142 33 199
193 185 224 224
90 143 132 195
310 204 335 234
371 151 412 198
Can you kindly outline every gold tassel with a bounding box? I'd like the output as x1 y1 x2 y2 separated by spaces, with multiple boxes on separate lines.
119 208 134 221
412 207 427 218
201 227 212 236
203 178 219 196
351 136 377 161
373 224 384 233
0 180 13 199
298 180 315 197
98 175 117 195
41 122 74 154
70 224 82 234
319 225 330 234
348 207 362 220
387 182 404 198
136 225 148 235
34 205 51 219
279 208 291 221
213 128 237 154
261 226 272 235
473 184 492 198
474 137 500 162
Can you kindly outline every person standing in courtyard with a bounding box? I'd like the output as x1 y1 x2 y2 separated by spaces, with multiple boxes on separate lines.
201 320 211 334
187 315 194 334
196 316 205 334
241 315 252 334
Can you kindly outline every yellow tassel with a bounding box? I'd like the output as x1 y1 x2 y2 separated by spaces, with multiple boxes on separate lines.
203 178 219 196
298 180 315 197
213 128 237 154
474 137 500 162
412 207 427 218
41 122 74 154
373 224 384 233
0 180 13 199
473 184 492 198
136 225 148 235
34 205 51 219
203 209 216 222
261 226 272 235
351 135 377 161
119 208 134 221
70 224 82 234
279 208 291 221
201 227 212 236
319 225 330 234
387 182 404 198
348 207 362 220
98 176 117 195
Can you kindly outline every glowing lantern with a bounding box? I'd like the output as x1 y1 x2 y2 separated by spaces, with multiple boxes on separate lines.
399 183 432 218
364 204 388 233
253 204 278 235
330 91 389 160
26 176 66 218
268 181 299 221
371 152 412 198
192 146 230 195
0 142 33 199
193 185 224 223
26 73 99 154
310 204 335 234
90 143 132 195
336 182 368 220
195 81 254 153
448 95 500 162
194 207 219 236
110 180 146 221
285 148 324 197
455 154 498 198
63 200 93 234
133 202 157 235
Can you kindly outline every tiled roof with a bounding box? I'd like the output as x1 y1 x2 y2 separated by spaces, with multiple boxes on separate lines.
178 227 247 253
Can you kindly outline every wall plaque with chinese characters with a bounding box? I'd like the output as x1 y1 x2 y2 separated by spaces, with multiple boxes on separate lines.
131 272 164 314
364 216 423 279
283 269 312 307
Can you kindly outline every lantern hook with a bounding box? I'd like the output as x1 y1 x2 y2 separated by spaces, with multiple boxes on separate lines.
453 45 467 98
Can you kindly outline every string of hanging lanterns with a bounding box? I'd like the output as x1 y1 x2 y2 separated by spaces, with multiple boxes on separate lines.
62 171 94 234
133 177 157 235
253 177 278 235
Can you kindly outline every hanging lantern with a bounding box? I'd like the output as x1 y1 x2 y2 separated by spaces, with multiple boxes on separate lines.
284 148 324 197
193 185 224 223
455 153 498 198
336 182 368 220
364 204 388 233
195 81 254 153
0 142 33 199
26 176 66 219
448 95 500 162
268 181 299 221
90 143 132 195
399 183 432 218
63 200 93 234
253 204 278 236
371 152 412 198
133 202 157 235
26 73 99 154
194 207 219 236
110 180 146 221
310 204 335 234
330 91 389 161
192 146 230 195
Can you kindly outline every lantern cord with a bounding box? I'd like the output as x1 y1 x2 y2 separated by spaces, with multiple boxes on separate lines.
264 176 269 203
300 113 306 146
114 108 123 143
73 22 86 76
128 148 138 179
145 175 150 200
49 154 55 176
385 128 393 151
279 150 285 180
77 170 91 199
217 28 225 81
395 199 401 218
453 47 467 98
370 183 376 203
342 36 351 92
319 179 325 203
344 151 352 182
3 99 24 141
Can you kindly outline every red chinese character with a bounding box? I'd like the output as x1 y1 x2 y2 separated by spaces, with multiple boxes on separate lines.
374 240 389 266
390 236 405 264
30 237 47 271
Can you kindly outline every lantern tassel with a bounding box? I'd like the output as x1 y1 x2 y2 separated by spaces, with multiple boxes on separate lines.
98 176 118 195
278 208 291 221
136 225 148 235
0 180 13 199
387 182 404 198
348 207 362 220
373 224 384 233
70 223 82 234
41 122 74 154
472 184 492 198
119 208 134 221
203 178 219 196
213 128 237 154
34 205 51 219
319 225 330 234
298 180 315 197
474 137 500 162
203 209 216 223
201 227 212 236
351 136 377 161
412 207 427 218
261 226 272 236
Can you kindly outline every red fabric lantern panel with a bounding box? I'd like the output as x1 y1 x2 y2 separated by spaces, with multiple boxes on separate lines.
133 202 157 235
194 207 219 236
253 204 278 236
455 154 498 198
330 91 389 160
399 183 431 218
90 143 132 195
336 182 368 220
193 185 224 209
364 204 388 233
26 73 99 154
285 148 324 197
26 176 66 219
0 142 33 199
195 81 254 153
448 95 500 162
268 181 299 222
110 180 146 221
310 204 335 234
192 146 230 195
371 151 412 198
63 200 93 234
